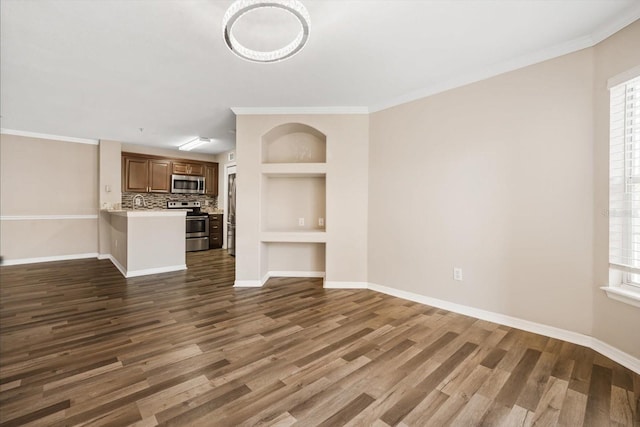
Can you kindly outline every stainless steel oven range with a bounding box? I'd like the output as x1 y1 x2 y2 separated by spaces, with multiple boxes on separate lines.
167 201 209 252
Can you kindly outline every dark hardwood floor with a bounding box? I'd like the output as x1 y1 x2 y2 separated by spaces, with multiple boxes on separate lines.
1 250 638 426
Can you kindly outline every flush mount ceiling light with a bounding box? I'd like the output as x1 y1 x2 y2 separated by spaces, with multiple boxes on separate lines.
222 0 310 63
179 137 211 151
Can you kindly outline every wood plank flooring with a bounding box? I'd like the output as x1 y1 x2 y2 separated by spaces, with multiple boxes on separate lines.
1 249 638 426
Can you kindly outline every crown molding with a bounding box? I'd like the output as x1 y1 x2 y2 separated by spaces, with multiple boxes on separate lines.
370 13 640 113
0 129 99 145
231 106 369 115
589 4 640 45
370 34 594 112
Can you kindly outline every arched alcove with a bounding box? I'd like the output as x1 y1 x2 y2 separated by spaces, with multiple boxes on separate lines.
262 123 326 164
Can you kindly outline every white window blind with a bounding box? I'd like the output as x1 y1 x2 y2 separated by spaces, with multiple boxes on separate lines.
609 75 640 282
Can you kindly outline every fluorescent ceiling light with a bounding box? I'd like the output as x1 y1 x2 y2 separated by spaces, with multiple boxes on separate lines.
179 137 211 151
222 0 310 63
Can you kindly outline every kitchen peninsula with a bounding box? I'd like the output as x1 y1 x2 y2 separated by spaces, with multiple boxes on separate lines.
104 209 186 278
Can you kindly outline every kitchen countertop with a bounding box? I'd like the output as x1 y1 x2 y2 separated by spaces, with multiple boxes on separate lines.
104 209 187 217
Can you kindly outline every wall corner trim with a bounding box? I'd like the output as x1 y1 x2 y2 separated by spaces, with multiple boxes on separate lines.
367 282 640 374
1 129 99 145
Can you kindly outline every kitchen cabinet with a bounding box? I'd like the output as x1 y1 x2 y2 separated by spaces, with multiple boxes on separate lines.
205 164 218 196
122 155 171 193
173 162 205 176
209 214 223 249
122 153 218 194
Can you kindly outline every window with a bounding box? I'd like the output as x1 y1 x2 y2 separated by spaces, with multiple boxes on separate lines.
605 71 640 308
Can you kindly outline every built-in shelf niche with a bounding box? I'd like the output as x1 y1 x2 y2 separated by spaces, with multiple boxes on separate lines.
260 122 327 281
263 242 326 277
261 175 326 233
262 123 326 164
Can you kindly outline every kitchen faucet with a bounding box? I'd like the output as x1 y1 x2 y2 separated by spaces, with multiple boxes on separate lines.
132 194 146 209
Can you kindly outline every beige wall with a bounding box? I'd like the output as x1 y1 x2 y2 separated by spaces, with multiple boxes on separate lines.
109 214 128 269
368 20 640 358
0 134 99 261
1 134 98 215
235 114 368 285
98 140 122 256
592 22 640 357
266 242 325 273
127 215 185 272
369 49 595 335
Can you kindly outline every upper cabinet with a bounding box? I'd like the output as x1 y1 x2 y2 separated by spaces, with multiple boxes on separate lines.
122 155 171 193
204 164 218 196
123 156 149 193
148 159 172 192
173 161 205 176
122 152 217 194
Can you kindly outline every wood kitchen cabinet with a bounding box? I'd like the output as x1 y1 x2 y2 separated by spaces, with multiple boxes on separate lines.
122 155 171 193
122 152 218 194
205 164 218 196
173 162 205 176
209 214 223 249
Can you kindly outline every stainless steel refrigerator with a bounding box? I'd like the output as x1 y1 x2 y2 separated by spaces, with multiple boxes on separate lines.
227 170 236 256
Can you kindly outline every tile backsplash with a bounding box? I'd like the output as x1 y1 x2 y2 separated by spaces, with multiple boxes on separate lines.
122 192 217 210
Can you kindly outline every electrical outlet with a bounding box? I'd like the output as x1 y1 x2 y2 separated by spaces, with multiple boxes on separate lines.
318 218 324 227
298 218 305 226
135 198 142 206
453 267 463 281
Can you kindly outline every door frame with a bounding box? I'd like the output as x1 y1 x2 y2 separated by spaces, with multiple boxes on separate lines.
223 163 236 249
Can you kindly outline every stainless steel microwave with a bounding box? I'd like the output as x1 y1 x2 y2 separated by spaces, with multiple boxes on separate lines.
171 174 205 194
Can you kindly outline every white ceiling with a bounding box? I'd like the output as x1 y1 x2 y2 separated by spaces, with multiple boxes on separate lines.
1 0 639 154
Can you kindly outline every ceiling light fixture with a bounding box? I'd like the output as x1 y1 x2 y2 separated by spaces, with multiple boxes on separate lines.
179 137 211 151
222 0 310 63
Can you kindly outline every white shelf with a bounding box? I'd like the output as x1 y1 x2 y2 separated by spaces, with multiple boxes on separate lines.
261 163 326 177
260 231 327 243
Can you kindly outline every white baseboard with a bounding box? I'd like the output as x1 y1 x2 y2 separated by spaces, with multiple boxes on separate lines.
368 283 593 346
591 338 640 374
267 270 325 278
234 280 263 288
102 254 186 279
367 282 640 374
125 264 186 278
1 253 98 266
106 255 128 278
324 281 369 289
236 271 326 288
259 271 325 286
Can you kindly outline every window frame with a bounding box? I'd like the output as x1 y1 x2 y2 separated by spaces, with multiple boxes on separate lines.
604 67 640 308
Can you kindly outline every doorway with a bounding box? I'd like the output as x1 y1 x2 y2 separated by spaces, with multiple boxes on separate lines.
224 164 236 255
